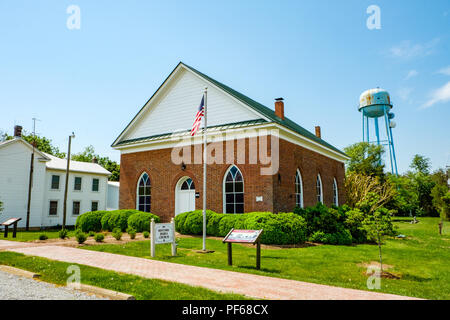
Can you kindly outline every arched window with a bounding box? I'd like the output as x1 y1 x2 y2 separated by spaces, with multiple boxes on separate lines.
333 178 339 206
223 165 244 214
295 169 304 208
316 174 323 204
181 178 195 190
137 172 151 212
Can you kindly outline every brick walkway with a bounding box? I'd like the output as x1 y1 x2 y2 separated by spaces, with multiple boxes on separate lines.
0 241 418 300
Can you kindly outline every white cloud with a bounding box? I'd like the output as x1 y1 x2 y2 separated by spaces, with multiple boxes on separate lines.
389 39 440 59
422 81 450 108
405 70 418 79
438 66 450 76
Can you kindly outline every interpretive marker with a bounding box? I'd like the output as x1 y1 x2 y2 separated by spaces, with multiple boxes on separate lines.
1 218 21 238
223 229 263 270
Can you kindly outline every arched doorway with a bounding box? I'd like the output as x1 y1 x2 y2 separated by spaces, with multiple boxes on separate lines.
175 177 196 216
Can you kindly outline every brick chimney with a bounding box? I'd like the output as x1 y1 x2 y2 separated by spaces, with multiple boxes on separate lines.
274 98 284 120
14 125 22 138
92 157 98 164
315 126 321 139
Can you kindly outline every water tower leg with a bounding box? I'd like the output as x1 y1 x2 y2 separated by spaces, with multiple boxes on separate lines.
362 112 365 141
383 108 394 174
374 118 381 145
366 117 370 143
389 126 399 175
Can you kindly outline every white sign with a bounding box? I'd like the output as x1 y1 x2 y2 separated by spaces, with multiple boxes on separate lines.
155 223 174 244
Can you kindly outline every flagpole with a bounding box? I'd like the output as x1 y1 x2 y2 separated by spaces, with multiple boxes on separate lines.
202 87 208 251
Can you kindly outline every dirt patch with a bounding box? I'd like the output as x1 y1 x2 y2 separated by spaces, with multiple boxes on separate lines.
358 261 394 270
31 233 150 248
359 261 401 279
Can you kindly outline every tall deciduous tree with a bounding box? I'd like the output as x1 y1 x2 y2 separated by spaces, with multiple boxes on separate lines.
344 142 385 177
410 154 431 175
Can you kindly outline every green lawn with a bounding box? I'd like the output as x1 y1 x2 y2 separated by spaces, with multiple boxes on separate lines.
0 229 76 242
0 251 247 300
82 217 450 300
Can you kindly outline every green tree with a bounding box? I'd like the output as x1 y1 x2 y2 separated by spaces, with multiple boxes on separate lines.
410 154 431 175
385 174 419 216
344 142 385 177
72 145 120 181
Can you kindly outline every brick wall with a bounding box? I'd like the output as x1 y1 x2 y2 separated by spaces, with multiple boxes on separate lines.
119 136 345 222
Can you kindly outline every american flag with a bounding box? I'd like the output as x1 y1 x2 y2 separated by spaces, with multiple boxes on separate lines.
190 95 205 136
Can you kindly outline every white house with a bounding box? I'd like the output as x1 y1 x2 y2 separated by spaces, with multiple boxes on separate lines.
107 181 120 211
0 133 111 229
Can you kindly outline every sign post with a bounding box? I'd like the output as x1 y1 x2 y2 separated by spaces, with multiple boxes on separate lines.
223 229 263 270
1 218 22 238
150 218 176 258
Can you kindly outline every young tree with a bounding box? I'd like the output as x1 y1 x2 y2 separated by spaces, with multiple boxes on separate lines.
344 142 385 177
410 154 431 175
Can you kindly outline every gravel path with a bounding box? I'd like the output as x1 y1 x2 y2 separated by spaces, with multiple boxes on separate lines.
0 270 107 300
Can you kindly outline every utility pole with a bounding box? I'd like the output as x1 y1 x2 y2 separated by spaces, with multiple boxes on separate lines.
62 132 75 229
26 118 39 231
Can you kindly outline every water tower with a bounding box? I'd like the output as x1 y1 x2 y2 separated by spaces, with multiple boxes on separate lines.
359 88 398 175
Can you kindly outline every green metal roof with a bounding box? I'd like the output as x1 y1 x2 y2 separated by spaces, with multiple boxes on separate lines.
113 61 347 157
183 62 347 156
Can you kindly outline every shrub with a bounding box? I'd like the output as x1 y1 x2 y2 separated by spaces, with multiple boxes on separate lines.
94 233 104 242
75 232 87 244
218 214 245 237
58 229 68 239
127 212 160 232
112 228 122 240
39 234 48 241
88 231 95 237
101 212 113 231
107 210 141 232
206 212 225 235
127 227 137 239
143 231 150 238
75 210 107 233
244 212 307 245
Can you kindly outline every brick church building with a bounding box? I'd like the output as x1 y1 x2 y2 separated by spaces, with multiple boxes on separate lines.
112 62 348 222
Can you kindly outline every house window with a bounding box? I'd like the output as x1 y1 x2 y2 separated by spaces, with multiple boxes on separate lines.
72 201 80 215
224 165 244 214
295 170 304 208
49 201 58 216
316 174 323 204
74 177 82 191
137 172 151 212
51 175 60 190
92 178 99 192
91 201 98 212
333 178 339 206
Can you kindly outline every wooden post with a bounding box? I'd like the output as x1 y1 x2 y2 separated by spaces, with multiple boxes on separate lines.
4 226 8 238
12 222 17 238
150 218 155 258
171 218 177 256
227 242 232 266
439 220 443 235
256 240 261 270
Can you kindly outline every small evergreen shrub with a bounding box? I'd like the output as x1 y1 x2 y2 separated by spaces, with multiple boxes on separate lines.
127 212 160 232
101 212 112 231
112 228 122 240
88 231 95 237
94 233 104 242
58 229 68 239
127 227 137 239
143 231 150 238
39 234 48 241
75 231 87 244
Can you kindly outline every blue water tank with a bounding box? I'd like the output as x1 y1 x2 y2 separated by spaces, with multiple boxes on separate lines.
358 88 392 118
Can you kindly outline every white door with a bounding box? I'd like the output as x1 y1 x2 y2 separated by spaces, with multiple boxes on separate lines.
175 177 196 216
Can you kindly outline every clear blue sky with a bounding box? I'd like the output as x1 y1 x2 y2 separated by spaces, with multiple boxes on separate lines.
1 0 449 173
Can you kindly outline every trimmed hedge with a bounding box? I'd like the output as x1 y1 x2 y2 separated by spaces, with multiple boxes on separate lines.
76 209 160 233
175 210 307 245
75 211 108 233
127 212 160 232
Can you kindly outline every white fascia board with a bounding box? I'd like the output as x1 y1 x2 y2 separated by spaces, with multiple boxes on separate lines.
116 123 348 163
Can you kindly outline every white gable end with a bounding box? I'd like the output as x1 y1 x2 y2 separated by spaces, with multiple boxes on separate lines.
121 68 263 142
